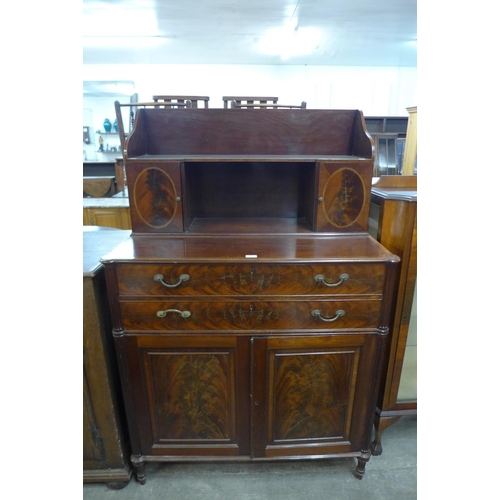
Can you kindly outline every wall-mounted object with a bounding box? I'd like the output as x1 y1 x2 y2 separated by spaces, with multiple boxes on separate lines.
83 126 90 144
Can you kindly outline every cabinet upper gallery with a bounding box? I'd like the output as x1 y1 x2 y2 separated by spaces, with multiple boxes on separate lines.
122 108 375 235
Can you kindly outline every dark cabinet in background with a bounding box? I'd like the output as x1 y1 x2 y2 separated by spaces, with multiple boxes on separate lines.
365 116 408 176
83 227 132 487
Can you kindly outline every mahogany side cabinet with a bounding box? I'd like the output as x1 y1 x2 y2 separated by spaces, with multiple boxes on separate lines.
368 175 417 454
83 227 132 487
101 108 400 484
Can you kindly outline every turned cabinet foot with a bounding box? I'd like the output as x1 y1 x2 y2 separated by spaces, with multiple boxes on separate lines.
370 415 402 456
353 449 371 480
131 454 147 485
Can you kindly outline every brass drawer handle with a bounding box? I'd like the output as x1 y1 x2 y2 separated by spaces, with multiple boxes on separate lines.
314 273 350 287
156 309 192 318
153 273 190 288
311 309 345 322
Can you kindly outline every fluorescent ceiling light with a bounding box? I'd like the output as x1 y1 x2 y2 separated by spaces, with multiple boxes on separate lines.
83 2 158 35
259 25 321 60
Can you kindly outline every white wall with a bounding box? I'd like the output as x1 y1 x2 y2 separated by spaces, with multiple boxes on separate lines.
84 63 416 111
83 63 416 159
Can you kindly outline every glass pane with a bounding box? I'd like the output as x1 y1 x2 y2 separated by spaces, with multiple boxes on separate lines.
397 139 406 174
377 138 388 175
397 279 417 402
387 138 397 174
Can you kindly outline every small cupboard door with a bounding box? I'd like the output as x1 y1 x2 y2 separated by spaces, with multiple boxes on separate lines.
251 334 377 458
125 335 250 457
127 161 184 233
315 161 372 233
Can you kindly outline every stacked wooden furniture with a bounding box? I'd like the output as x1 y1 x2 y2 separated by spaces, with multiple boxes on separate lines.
83 227 132 488
368 175 417 455
222 96 278 108
230 100 307 109
101 108 400 484
152 95 210 108
83 176 116 198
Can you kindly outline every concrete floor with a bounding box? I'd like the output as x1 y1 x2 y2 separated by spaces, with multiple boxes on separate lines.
83 415 417 500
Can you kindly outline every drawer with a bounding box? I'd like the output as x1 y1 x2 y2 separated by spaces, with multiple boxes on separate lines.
115 263 386 297
119 299 382 331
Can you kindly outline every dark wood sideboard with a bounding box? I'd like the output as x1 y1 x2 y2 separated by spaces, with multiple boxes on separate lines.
101 108 400 484
368 175 417 454
83 227 132 487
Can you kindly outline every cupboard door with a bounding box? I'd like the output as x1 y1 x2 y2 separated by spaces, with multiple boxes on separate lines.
315 161 372 232
125 335 250 457
127 161 184 233
251 334 377 458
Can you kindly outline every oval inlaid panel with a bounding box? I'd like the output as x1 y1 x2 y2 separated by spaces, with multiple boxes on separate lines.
133 167 178 228
322 168 365 228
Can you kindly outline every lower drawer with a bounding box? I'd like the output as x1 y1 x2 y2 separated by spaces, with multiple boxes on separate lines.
119 299 382 331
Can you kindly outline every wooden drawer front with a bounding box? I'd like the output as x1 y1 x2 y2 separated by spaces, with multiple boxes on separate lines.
116 263 386 297
119 299 382 331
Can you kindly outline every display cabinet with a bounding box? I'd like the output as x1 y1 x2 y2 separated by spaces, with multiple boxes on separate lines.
102 108 400 484
365 116 408 176
368 175 417 455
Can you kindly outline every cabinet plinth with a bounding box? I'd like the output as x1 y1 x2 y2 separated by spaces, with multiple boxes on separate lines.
102 108 400 483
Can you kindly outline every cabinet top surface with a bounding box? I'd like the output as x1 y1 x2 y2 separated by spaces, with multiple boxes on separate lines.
127 154 367 162
371 175 417 202
101 234 398 264
83 197 130 208
83 227 132 276
371 187 417 202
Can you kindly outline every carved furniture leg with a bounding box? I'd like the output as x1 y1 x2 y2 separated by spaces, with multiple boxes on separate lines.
371 415 401 456
131 454 147 485
354 449 371 479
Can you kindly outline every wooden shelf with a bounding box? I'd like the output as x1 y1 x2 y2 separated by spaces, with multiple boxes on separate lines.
185 218 313 234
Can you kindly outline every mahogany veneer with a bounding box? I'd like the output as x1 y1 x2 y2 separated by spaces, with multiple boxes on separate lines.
102 107 400 484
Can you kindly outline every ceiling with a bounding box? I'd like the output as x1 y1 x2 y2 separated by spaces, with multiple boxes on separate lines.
83 0 417 67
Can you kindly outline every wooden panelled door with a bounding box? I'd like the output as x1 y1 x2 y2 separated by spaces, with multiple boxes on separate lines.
124 335 250 457
251 334 378 458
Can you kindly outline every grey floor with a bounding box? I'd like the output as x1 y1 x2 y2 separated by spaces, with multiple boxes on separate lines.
83 415 416 500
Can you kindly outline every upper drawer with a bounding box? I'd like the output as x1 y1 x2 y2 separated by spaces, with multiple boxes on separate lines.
115 263 386 297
